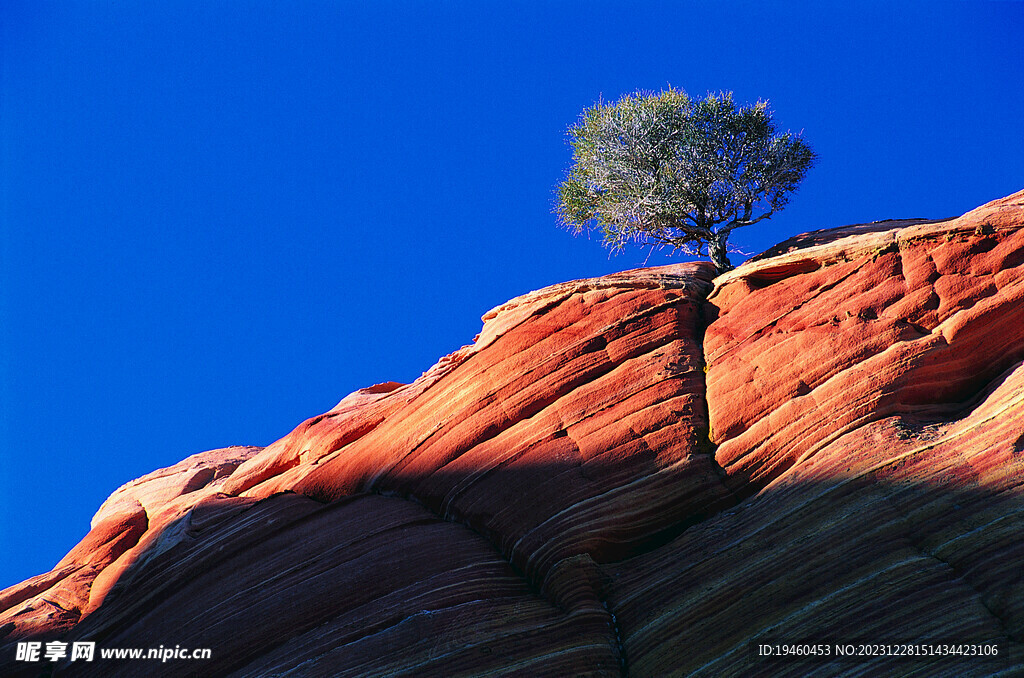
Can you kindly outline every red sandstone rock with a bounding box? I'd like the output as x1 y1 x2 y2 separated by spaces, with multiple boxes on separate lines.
2 192 1023 676
607 353 1024 675
0 446 261 649
705 190 1024 493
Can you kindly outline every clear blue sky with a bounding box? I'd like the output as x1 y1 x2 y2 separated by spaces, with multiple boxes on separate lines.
2 1 1021 588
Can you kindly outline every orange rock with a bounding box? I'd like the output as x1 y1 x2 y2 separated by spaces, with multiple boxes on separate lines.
608 317 1024 676
3 193 1023 675
706 190 1024 493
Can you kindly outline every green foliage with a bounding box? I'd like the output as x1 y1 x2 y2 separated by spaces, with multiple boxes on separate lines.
556 88 816 271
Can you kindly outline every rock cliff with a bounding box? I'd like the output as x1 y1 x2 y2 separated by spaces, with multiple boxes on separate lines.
3 190 1023 676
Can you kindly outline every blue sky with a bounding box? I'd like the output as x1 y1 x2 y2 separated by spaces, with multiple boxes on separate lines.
1 1 1022 588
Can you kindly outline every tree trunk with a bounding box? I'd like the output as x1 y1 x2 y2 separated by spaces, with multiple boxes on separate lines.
709 232 732 272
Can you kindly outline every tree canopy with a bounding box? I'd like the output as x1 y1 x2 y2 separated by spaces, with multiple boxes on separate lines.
556 88 816 271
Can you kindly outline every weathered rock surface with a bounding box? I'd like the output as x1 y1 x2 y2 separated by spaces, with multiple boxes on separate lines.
2 191 1023 676
706 192 1024 493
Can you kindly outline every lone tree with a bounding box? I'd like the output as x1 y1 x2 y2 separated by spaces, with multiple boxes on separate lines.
556 88 816 271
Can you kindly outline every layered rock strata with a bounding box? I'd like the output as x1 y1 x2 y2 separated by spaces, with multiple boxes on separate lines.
2 190 1023 676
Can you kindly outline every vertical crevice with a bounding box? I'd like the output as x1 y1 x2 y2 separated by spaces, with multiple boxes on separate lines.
694 292 741 504
603 599 629 677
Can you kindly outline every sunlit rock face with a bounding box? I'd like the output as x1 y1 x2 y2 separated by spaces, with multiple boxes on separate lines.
2 191 1023 676
615 190 1024 676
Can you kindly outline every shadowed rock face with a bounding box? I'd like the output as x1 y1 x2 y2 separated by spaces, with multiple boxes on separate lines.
3 190 1023 676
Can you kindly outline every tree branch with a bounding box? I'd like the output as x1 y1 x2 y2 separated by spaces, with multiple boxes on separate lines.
718 209 774 236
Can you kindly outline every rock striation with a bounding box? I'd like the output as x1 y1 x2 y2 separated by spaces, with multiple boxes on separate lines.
2 190 1023 676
